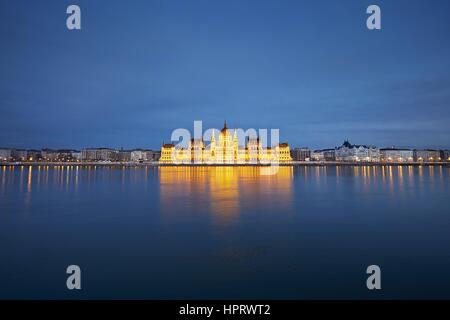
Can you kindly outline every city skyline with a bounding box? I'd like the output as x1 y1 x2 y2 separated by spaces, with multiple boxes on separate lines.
0 134 449 152
1 0 450 150
0 129 450 151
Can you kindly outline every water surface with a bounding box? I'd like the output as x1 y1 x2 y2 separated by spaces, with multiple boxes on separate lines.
0 165 449 299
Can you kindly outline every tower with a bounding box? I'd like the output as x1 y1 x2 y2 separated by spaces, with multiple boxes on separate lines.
233 129 238 162
210 129 216 160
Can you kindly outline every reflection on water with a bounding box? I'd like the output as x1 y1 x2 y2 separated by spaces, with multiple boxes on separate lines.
1 164 448 196
1 164 448 187
0 164 450 299
1 164 448 222
159 166 294 225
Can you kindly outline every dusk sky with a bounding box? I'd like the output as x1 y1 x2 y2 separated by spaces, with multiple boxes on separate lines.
1 0 449 150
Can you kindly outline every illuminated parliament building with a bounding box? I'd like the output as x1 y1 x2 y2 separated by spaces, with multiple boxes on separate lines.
160 122 292 164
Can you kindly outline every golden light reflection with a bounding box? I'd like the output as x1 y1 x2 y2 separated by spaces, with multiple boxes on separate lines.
408 165 413 184
19 165 24 192
27 165 32 193
159 166 293 225
397 165 403 188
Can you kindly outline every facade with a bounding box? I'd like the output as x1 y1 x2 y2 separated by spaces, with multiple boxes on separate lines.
37 149 81 161
131 150 146 162
380 148 414 162
81 148 118 161
160 122 292 164
12 149 28 161
413 149 441 162
131 149 160 162
27 150 42 161
71 151 82 161
81 149 95 161
335 140 380 162
0 148 13 161
311 149 335 161
160 144 175 163
118 150 132 162
291 147 311 161
57 150 79 161
41 149 59 161
442 150 450 162
145 150 160 161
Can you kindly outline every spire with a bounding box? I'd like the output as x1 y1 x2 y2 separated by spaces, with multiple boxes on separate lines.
220 121 229 134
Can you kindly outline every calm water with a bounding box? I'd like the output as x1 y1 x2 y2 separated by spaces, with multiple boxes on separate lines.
0 165 449 299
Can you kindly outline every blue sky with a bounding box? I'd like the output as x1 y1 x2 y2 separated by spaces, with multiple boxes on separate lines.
1 0 449 150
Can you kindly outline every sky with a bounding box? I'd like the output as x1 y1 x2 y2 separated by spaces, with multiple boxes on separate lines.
1 0 449 150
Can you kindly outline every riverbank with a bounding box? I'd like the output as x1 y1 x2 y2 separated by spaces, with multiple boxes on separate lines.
1 161 449 167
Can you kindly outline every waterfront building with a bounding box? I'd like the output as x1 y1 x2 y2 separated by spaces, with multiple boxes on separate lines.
71 151 82 161
380 148 414 162
291 147 311 161
81 148 118 161
26 150 42 161
442 150 450 162
160 121 292 164
145 150 161 161
56 149 79 161
0 148 13 161
413 149 441 162
131 149 146 162
118 150 132 162
41 149 80 162
311 149 335 161
11 149 28 161
130 149 160 162
276 143 292 163
335 140 380 162
41 149 59 161
81 149 95 161
160 144 175 163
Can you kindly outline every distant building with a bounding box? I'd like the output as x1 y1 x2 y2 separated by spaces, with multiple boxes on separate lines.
41 149 59 161
27 150 42 161
12 149 28 161
311 150 323 161
55 149 80 161
41 149 81 162
71 151 82 161
81 149 95 161
131 149 146 162
0 148 13 161
414 149 441 162
442 150 450 162
130 149 160 162
145 150 161 162
118 150 132 162
380 148 414 162
311 149 335 161
81 148 118 161
335 140 379 162
291 147 311 161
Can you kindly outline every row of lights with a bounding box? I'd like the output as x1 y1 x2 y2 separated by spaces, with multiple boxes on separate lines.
0 158 81 162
